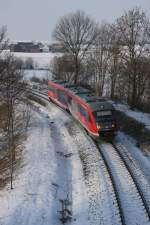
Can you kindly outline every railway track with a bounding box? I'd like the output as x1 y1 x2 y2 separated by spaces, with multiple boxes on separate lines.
26 89 124 225
93 140 126 225
98 141 150 225
112 142 150 217
26 88 150 225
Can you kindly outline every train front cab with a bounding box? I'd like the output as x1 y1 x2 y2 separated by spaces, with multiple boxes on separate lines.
92 108 117 138
67 92 117 138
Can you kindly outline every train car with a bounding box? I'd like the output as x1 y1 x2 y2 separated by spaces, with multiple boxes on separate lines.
84 97 116 136
48 80 68 110
66 87 98 136
48 80 117 137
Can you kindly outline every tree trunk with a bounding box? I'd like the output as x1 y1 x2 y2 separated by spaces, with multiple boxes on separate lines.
74 55 79 85
111 77 115 99
131 74 137 109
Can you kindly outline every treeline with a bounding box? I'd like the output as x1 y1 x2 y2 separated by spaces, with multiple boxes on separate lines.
0 28 30 189
51 7 150 112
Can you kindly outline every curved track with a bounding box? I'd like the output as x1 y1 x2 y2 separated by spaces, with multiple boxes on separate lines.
26 88 124 225
112 142 150 217
98 141 150 225
26 87 150 225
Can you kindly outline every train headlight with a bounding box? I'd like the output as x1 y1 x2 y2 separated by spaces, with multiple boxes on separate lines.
112 124 115 128
96 123 101 129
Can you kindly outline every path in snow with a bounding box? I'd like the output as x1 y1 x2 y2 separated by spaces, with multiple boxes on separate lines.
0 101 89 225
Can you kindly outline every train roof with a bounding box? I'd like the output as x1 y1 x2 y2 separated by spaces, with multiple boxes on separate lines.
78 94 106 102
48 80 114 111
50 80 67 87
77 93 114 111
68 86 92 95
49 81 92 93
89 101 114 112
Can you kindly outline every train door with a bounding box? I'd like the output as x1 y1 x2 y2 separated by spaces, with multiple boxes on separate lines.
56 89 68 108
68 97 79 118
78 105 91 129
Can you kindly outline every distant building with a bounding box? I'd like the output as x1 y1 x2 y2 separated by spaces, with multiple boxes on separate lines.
12 42 41 52
40 44 49 52
9 41 67 53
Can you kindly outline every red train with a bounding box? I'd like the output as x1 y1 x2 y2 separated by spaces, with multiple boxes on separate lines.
48 80 117 138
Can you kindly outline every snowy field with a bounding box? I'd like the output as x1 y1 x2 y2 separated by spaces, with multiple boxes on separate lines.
23 69 52 81
2 51 61 81
12 52 58 80
13 52 62 69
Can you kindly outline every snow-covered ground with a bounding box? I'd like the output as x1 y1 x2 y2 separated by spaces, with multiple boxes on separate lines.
114 103 150 130
0 98 123 225
0 68 150 224
100 140 150 225
23 69 52 80
114 132 150 215
13 52 61 80
0 102 89 225
1 51 61 81
116 132 150 182
1 51 62 69
13 52 62 69
0 96 150 224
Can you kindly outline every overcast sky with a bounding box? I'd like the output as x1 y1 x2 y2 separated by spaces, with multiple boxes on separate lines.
0 0 149 42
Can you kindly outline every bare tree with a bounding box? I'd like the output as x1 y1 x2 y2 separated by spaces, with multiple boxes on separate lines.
0 26 8 53
1 55 25 189
50 54 75 82
53 10 98 84
116 7 150 108
0 27 9 86
108 24 122 99
89 23 111 96
0 27 32 189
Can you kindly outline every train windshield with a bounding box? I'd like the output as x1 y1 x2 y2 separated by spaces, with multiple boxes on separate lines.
93 110 113 122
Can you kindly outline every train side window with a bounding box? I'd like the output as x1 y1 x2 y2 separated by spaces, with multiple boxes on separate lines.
48 85 54 92
78 105 90 121
57 90 67 104
71 100 78 113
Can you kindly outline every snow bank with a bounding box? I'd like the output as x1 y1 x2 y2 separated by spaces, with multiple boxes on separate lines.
114 103 150 130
